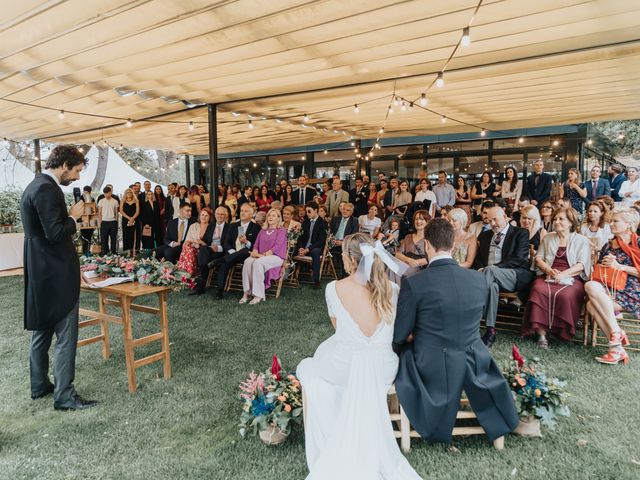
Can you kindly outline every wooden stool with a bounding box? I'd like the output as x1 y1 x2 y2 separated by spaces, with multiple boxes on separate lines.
387 385 504 452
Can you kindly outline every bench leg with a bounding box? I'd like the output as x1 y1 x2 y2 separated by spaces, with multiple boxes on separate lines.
400 406 411 453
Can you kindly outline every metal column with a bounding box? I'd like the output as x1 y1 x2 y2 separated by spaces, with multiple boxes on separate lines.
34 139 42 174
207 104 219 209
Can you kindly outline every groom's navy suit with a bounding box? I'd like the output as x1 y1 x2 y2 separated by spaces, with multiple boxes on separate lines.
392 257 519 443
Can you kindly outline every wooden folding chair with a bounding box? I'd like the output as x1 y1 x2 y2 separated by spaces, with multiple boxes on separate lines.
293 235 337 284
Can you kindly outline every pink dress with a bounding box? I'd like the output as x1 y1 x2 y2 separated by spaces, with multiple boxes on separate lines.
253 227 288 287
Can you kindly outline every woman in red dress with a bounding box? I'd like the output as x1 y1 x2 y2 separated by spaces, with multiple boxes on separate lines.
176 208 211 278
256 185 273 213
524 208 592 347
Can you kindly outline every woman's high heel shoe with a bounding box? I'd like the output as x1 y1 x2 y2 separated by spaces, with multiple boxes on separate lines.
610 330 630 347
595 350 630 365
239 295 250 305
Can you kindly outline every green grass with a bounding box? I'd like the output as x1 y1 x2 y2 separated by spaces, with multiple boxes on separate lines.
0 274 639 479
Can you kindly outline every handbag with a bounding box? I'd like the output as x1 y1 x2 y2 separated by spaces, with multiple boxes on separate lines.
592 264 627 291
142 225 153 237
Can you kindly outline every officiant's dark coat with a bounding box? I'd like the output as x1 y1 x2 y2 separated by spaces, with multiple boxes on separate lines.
21 174 80 331
392 258 519 443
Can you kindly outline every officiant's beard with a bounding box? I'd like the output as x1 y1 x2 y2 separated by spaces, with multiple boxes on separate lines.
59 170 78 186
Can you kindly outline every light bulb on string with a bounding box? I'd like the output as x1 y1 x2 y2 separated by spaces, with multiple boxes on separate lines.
480 129 487 137
375 142 380 149
188 121 195 131
126 118 133 128
58 110 65 120
420 93 428 106
461 27 471 47
379 127 384 134
231 112 240 117
350 141 355 147
441 115 447 123
409 102 414 111
436 72 444 88
388 106 393 114
323 149 328 154
248 120 254 129
518 136 525 144
400 101 407 112
303 114 309 122
354 104 360 114
393 97 400 107
587 137 593 146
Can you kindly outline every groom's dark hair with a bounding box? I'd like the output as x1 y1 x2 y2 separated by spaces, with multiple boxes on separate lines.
424 218 454 251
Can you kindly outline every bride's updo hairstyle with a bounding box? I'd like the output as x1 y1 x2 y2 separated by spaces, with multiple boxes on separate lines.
341 232 394 324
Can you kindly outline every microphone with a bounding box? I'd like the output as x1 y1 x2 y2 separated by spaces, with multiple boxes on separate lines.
73 187 82 204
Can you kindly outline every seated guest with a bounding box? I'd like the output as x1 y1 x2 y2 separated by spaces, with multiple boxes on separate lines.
475 205 535 347
584 208 640 365
540 200 556 232
282 205 301 233
359 205 382 237
519 205 547 252
320 181 331 205
393 218 519 445
523 208 592 347
176 208 211 277
377 218 401 253
254 210 266 227
295 202 328 289
295 204 306 223
596 194 615 213
349 176 369 217
318 204 329 222
237 185 254 208
447 208 476 268
580 200 612 254
239 208 287 304
157 203 193 263
468 200 495 238
395 210 430 277
270 200 283 212
191 207 233 295
330 202 358 276
214 203 262 300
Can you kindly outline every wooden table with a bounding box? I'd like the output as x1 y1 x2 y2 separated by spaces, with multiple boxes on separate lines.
78 282 172 393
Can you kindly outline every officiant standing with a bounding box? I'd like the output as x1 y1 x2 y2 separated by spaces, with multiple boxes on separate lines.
21 145 98 410
392 218 518 443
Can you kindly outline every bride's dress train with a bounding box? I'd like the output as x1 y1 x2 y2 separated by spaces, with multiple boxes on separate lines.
297 281 422 479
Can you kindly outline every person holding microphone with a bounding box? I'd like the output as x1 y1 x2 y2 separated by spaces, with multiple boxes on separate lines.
21 145 99 410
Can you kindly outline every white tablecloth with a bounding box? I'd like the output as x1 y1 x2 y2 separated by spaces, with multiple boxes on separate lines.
0 233 24 270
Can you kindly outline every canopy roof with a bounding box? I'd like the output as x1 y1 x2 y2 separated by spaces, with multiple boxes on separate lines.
1 0 639 154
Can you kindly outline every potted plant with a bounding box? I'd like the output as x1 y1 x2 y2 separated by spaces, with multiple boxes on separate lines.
503 345 570 437
238 355 303 445
0 188 21 233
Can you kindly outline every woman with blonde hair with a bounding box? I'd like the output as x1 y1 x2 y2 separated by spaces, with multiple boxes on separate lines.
447 208 476 268
519 204 547 251
239 208 288 305
585 208 640 365
282 205 301 232
560 167 586 214
119 188 139 254
296 233 418 479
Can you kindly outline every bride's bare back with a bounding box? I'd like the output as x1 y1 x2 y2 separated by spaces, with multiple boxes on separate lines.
333 277 381 337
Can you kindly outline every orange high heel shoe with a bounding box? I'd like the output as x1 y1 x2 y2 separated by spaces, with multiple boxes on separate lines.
595 350 630 365
610 330 630 347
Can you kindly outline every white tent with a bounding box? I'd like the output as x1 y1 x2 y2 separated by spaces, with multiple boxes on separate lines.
63 146 162 196
0 146 35 190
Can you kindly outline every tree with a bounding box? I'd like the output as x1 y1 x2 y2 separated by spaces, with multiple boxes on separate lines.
589 120 640 159
90 146 109 191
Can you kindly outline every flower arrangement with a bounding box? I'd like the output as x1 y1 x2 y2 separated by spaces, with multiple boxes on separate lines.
503 345 570 428
286 225 302 246
238 355 303 441
79 254 193 289
0 188 22 229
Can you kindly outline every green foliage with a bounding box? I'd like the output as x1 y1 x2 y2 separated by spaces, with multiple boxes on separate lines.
589 120 640 159
0 188 22 226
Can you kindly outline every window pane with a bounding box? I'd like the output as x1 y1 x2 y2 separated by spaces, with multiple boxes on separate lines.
426 157 454 183
491 154 525 180
371 159 395 178
429 141 488 153
493 136 551 149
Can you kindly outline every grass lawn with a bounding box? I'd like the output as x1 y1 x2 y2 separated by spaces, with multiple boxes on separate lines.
0 274 639 480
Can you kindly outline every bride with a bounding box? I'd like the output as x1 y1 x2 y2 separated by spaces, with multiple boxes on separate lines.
296 233 422 479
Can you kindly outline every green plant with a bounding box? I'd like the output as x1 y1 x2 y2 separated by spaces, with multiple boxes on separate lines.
0 188 22 226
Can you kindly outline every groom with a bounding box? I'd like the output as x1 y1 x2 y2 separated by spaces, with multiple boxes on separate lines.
392 218 518 443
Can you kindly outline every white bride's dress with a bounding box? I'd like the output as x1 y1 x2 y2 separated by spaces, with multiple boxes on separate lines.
296 281 422 479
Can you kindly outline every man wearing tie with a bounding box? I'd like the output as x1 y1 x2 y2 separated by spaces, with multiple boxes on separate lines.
524 159 552 207
156 203 193 263
329 203 358 277
583 165 611 206
384 177 399 217
474 206 534 347
164 183 181 221
213 203 261 300
296 202 328 289
325 178 349 218
192 207 234 294
292 175 317 206
349 176 369 218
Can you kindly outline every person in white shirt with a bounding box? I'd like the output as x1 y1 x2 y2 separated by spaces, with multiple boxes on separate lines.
501 167 523 211
97 186 119 254
359 205 382 237
618 167 640 207
414 178 437 218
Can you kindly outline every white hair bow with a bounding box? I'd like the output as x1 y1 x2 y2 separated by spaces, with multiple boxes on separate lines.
354 240 408 285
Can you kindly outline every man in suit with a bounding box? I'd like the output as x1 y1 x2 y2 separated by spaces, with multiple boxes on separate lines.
583 165 612 206
393 218 519 444
212 203 261 300
384 177 399 217
475 205 534 347
296 201 328 289
608 164 626 202
524 159 552 207
237 185 254 208
292 175 317 206
349 176 368 217
165 182 180 222
21 145 98 410
329 202 358 277
156 203 193 263
192 207 234 294
325 178 349 218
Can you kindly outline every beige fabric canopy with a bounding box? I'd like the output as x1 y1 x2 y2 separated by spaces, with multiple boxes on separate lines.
1 0 639 154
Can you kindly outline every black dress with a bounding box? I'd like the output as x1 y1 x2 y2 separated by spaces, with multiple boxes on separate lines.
121 202 138 251
140 201 162 249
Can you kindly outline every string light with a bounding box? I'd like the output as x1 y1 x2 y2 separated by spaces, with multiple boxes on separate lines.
354 104 359 113
552 139 559 146
441 115 447 123
388 106 393 114
188 121 195 131
58 110 65 120
350 141 356 147
480 128 487 137
436 72 444 88
409 102 414 111
587 137 593 146
323 149 328 154
420 93 428 106
126 118 133 127
248 120 253 129
393 97 400 107
303 114 309 122
518 136 525 144
400 101 407 112
461 27 471 47
379 127 384 134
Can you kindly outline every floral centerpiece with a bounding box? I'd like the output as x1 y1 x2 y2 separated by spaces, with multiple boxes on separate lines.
503 345 570 435
79 254 193 289
238 355 303 445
